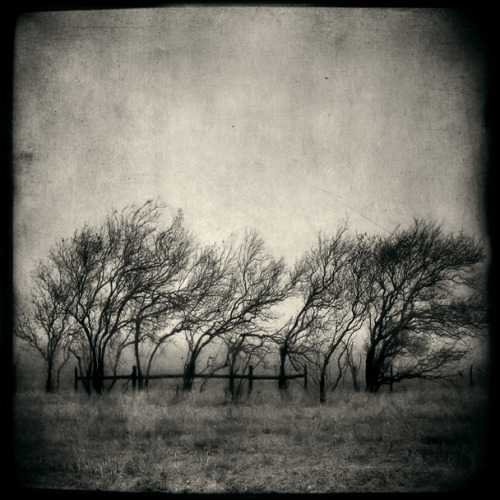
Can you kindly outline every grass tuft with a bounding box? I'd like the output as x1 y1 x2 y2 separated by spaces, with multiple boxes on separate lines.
13 382 490 493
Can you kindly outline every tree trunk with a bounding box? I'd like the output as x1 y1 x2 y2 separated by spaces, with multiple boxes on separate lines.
278 346 289 390
83 364 92 394
365 345 381 393
229 364 235 400
145 343 162 389
183 357 196 391
319 370 326 404
91 374 102 393
134 336 144 391
351 363 360 392
45 360 53 393
73 351 91 394
346 349 361 393
91 358 104 394
134 321 144 390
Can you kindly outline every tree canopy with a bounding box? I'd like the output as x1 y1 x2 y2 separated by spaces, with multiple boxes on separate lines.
14 204 489 398
363 220 487 392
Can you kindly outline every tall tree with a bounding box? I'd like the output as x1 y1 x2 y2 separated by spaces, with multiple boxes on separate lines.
181 230 291 391
306 234 372 403
273 227 358 390
50 200 185 393
364 220 487 393
344 341 363 392
126 209 194 389
221 325 271 400
141 242 223 387
14 262 74 392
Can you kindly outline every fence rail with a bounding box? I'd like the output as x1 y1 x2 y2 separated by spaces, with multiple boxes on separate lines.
74 364 307 395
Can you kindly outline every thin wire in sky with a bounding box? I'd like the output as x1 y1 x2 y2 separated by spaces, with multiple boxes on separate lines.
304 182 392 234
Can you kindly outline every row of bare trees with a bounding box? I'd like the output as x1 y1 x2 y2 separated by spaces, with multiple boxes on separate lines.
14 200 488 398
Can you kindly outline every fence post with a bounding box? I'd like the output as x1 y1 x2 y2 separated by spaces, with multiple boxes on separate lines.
304 365 308 389
390 365 393 392
248 365 253 397
74 367 78 392
229 364 234 399
132 366 137 392
469 364 474 387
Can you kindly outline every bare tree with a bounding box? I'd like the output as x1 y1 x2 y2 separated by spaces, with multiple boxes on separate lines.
181 230 291 391
306 233 372 403
126 209 194 389
363 220 487 393
139 241 232 388
14 262 74 393
344 340 363 392
49 200 185 393
222 326 271 400
68 330 92 393
272 227 363 390
105 326 135 392
307 345 348 395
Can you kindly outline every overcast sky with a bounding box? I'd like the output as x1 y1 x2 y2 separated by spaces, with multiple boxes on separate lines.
13 6 489 293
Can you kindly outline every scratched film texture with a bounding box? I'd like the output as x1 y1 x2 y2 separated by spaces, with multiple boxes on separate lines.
13 7 488 292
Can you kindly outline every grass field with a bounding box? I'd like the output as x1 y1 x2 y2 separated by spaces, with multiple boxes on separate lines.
13 381 491 493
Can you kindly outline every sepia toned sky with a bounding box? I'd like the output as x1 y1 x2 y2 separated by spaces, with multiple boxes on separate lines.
12 6 489 294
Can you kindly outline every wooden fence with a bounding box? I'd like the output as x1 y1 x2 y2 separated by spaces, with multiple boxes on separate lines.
74 364 308 396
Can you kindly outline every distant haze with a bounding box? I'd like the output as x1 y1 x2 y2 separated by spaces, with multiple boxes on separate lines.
13 7 489 295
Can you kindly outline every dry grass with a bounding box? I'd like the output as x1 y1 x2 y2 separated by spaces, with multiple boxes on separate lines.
13 381 490 493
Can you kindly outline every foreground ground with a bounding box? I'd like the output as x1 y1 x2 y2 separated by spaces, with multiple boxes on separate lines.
13 381 490 493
